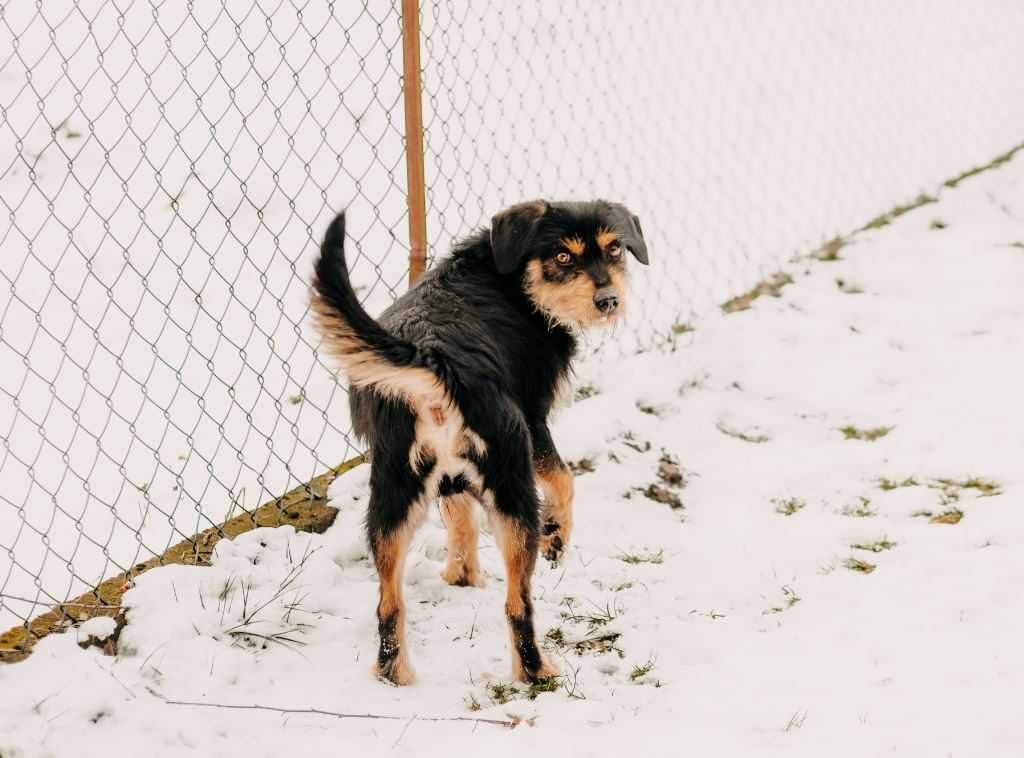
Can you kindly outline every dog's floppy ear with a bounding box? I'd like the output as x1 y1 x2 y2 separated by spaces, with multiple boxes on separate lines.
600 201 649 265
490 200 548 274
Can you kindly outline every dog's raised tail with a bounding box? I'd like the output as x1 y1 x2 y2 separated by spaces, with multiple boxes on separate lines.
311 212 449 407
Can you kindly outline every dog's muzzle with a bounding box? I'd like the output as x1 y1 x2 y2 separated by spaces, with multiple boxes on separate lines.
594 287 620 315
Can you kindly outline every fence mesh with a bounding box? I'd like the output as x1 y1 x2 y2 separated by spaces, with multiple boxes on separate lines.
2 0 1023 634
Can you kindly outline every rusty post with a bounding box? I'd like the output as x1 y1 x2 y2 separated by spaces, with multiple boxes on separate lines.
401 0 428 286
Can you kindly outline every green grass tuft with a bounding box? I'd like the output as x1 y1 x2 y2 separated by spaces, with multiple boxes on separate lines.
851 537 897 553
616 549 664 565
716 421 771 444
844 557 876 574
877 476 919 491
859 194 937 232
630 658 656 682
839 425 893 442
772 497 806 516
840 496 877 518
721 272 794 313
944 141 1024 189
812 237 845 262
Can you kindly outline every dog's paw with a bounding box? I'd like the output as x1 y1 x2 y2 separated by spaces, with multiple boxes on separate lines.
375 654 416 686
540 520 567 565
440 559 484 588
515 652 561 684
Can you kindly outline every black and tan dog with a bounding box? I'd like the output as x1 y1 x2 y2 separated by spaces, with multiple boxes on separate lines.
311 199 648 685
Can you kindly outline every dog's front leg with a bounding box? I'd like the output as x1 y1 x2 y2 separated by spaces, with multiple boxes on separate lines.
531 422 574 565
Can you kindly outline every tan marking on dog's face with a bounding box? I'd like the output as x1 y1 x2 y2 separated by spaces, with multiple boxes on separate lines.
560 236 586 256
523 259 628 329
596 227 620 251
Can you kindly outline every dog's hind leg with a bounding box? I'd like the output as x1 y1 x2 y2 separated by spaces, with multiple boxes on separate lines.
439 492 483 587
492 509 559 683
367 444 426 686
531 422 574 565
479 413 559 683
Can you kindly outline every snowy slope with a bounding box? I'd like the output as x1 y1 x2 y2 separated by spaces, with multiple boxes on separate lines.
1 146 1022 757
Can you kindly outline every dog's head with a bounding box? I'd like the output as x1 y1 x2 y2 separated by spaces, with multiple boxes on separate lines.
490 200 648 329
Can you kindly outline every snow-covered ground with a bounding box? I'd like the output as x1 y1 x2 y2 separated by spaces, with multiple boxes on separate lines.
2 145 1022 757
4 1 1024 630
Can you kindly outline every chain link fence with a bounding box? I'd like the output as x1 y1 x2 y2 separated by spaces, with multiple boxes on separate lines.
2 0 1023 635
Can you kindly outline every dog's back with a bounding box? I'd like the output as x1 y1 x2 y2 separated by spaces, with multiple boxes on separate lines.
347 235 574 450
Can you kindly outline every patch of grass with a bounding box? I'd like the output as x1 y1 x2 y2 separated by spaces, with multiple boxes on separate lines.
465 693 482 711
858 193 937 232
568 458 596 475
610 581 634 593
671 321 695 335
929 219 947 230
560 598 622 634
616 549 664 566
764 585 801 615
656 452 686 488
844 557 876 574
574 384 598 401
620 431 651 453
851 537 897 553
716 421 771 444
931 477 1002 498
877 476 919 491
546 626 623 656
486 682 519 705
721 272 794 313
772 497 806 516
929 508 963 525
812 237 845 262
839 425 893 442
525 677 561 699
544 627 566 647
630 658 656 682
287 391 304 405
636 401 661 416
840 496 877 518
689 608 726 620
943 141 1024 189
642 483 683 510
484 675 564 704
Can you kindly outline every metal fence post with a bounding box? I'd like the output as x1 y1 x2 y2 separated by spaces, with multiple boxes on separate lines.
401 0 428 286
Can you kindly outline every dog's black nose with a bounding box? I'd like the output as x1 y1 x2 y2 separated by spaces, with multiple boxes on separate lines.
594 289 619 314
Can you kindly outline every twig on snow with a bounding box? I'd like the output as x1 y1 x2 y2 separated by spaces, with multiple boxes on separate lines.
150 691 528 729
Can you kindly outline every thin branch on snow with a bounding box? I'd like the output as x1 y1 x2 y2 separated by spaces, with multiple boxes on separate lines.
151 692 528 729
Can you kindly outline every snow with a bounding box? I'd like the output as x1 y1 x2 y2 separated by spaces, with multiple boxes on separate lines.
2 149 1022 757
76 616 117 644
4 0 1024 630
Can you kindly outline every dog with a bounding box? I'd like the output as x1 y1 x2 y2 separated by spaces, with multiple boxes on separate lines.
310 199 648 685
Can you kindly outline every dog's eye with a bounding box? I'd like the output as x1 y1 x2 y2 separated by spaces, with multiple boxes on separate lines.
607 244 622 258
555 252 573 265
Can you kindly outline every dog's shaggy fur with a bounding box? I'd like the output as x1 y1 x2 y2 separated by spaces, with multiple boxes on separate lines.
311 199 648 685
